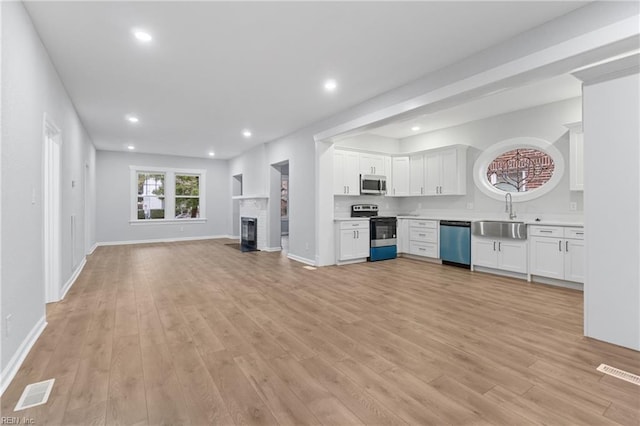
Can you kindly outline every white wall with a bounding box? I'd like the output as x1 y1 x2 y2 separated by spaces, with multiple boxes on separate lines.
334 134 401 153
229 144 267 196
96 151 230 243
583 71 640 350
397 98 583 221
1 2 96 391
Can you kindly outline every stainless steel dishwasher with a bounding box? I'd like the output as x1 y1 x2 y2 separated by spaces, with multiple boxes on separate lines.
439 220 471 268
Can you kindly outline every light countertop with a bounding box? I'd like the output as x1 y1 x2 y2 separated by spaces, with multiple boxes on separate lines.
392 216 583 227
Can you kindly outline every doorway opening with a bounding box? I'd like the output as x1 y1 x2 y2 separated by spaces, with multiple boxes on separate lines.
43 116 61 303
269 161 289 253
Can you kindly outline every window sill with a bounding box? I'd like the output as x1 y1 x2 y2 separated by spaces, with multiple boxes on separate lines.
129 218 207 226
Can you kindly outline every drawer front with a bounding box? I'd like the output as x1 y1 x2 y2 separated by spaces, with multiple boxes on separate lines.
409 220 437 229
409 227 437 243
529 226 563 238
565 227 585 240
339 220 369 230
409 241 438 258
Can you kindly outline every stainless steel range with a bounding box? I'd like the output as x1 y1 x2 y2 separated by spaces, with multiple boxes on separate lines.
350 204 397 261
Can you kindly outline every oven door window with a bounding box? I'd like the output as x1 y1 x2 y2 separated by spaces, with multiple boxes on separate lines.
371 222 396 240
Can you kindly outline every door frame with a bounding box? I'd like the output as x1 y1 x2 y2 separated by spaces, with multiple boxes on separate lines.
43 114 61 303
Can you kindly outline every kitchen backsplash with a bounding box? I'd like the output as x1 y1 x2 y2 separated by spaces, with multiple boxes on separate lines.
334 195 403 218
334 195 583 223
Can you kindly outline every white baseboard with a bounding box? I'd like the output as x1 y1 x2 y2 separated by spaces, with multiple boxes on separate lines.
287 253 316 266
97 234 234 247
531 275 584 291
87 242 98 255
0 316 47 396
59 257 87 300
262 247 282 252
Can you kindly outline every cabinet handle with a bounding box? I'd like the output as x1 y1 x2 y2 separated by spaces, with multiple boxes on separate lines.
566 241 569 252
421 187 424 195
493 241 496 251
540 230 553 233
498 242 501 251
559 240 562 251
575 232 584 235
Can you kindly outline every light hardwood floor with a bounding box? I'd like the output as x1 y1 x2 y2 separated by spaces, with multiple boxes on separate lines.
2 239 639 425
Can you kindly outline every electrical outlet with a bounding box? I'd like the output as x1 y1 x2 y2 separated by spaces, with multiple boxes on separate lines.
569 202 577 211
466 202 474 210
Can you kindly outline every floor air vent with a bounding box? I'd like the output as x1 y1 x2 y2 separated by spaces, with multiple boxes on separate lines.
597 364 640 386
14 378 55 411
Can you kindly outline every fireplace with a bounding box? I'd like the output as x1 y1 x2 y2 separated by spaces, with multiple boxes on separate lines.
241 217 258 252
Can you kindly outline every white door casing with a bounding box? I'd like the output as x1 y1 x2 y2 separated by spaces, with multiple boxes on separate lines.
43 116 61 303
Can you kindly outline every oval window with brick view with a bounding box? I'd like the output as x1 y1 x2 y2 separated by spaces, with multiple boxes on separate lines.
486 148 554 193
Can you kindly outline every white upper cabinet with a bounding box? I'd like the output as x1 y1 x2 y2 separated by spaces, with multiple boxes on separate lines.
566 122 584 191
390 156 410 196
333 145 467 197
424 146 467 195
334 150 360 196
359 153 386 176
409 154 425 196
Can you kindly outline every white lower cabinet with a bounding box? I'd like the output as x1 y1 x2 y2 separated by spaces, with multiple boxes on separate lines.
472 237 527 274
529 226 585 283
336 220 370 263
407 220 438 258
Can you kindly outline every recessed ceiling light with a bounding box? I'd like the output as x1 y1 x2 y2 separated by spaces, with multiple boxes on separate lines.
324 79 337 92
242 130 252 138
133 30 152 42
127 145 135 150
411 126 421 131
208 151 215 157
126 115 139 123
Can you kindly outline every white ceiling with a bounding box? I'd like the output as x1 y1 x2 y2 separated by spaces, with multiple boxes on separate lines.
24 1 587 159
367 74 583 139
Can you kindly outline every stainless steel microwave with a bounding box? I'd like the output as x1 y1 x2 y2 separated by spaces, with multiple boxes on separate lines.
360 174 387 195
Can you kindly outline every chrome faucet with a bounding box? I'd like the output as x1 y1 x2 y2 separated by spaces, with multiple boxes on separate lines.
505 193 516 220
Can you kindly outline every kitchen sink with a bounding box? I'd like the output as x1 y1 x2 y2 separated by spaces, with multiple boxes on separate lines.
471 220 527 240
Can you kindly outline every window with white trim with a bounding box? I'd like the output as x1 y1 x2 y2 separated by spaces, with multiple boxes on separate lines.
130 166 206 223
